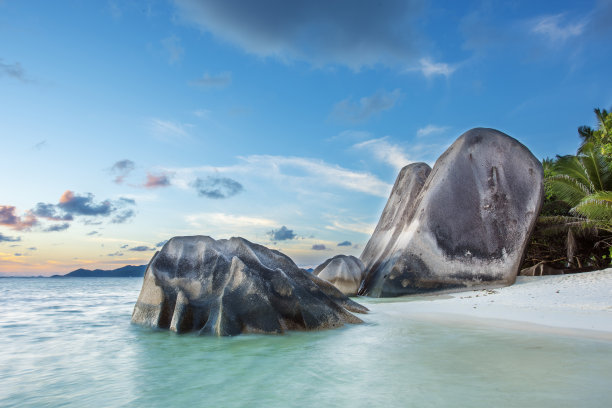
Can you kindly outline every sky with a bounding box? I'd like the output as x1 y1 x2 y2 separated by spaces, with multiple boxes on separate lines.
1 0 611 276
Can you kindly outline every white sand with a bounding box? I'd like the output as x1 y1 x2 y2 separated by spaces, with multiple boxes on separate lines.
370 269 612 340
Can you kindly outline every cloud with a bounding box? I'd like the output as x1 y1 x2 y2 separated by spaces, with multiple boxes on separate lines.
28 247 37 251
353 137 411 170
416 58 456 78
416 125 449 138
107 251 124 257
189 72 232 88
168 155 392 198
0 232 21 242
192 176 243 198
325 219 375 235
33 140 47 150
173 0 424 70
337 241 352 247
14 253 22 257
531 13 586 43
0 206 38 231
120 244 129 249
118 197 136 205
149 118 192 141
0 59 33 83
331 89 401 123
58 191 112 216
161 35 184 64
129 245 155 252
44 223 70 232
268 226 296 241
311 244 327 250
110 159 135 184
87 231 99 236
111 209 135 224
144 172 171 188
186 213 277 232
31 202 73 221
155 240 168 248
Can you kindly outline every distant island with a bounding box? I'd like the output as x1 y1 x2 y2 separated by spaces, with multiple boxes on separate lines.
51 265 146 278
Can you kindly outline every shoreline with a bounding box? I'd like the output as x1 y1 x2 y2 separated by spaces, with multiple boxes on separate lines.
362 269 612 341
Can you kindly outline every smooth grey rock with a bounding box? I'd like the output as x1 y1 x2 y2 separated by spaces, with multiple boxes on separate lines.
131 236 367 336
360 162 432 275
359 128 544 297
314 255 365 296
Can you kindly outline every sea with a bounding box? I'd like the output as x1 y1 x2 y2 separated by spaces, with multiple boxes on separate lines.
1 277 611 408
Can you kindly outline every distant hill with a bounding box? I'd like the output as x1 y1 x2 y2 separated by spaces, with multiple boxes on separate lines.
51 264 146 278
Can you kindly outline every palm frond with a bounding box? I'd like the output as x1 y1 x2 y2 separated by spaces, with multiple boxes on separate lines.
545 174 592 206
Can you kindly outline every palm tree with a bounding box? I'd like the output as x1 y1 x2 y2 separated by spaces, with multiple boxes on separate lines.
546 143 612 229
577 108 611 155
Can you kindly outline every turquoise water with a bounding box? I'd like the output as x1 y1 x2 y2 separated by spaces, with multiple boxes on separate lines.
1 278 611 408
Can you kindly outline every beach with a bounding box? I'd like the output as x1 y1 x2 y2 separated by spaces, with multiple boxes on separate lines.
372 269 612 340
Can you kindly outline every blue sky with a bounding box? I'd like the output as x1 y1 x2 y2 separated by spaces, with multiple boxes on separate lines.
1 0 611 275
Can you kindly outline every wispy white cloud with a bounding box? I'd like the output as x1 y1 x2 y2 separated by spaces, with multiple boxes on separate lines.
161 35 184 64
416 124 449 138
324 220 376 235
186 212 277 230
193 109 211 118
353 137 412 171
331 89 401 123
148 118 193 141
189 72 232 88
417 58 456 78
531 13 586 42
166 155 392 198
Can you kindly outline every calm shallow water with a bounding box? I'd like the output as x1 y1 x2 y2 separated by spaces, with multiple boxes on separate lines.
1 277 611 408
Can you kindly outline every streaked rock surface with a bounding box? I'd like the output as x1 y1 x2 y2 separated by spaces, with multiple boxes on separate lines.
359 128 543 297
360 162 431 275
132 236 367 335
314 255 365 296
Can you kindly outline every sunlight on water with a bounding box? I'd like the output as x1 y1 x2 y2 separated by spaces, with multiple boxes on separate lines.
1 278 611 407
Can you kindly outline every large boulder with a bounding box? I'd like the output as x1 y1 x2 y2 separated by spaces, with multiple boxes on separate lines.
360 162 432 274
132 236 367 336
314 255 365 296
359 128 544 297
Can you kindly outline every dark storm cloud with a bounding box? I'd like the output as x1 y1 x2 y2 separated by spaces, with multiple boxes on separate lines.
337 241 352 247
192 176 243 199
173 0 424 69
110 159 135 184
268 226 296 241
311 244 326 250
44 223 70 232
0 232 21 242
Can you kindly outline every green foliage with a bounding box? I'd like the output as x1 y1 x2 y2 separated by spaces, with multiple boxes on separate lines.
524 107 612 270
577 108 612 157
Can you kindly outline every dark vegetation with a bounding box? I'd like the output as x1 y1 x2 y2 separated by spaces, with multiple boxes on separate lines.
51 264 146 278
522 108 612 271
